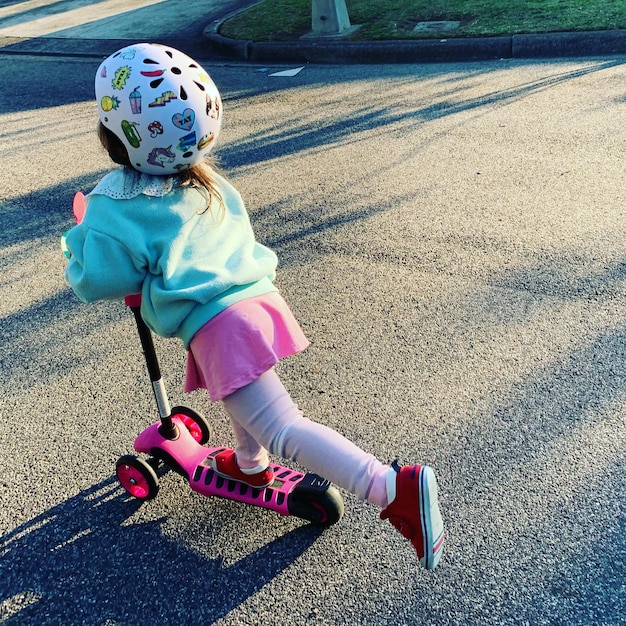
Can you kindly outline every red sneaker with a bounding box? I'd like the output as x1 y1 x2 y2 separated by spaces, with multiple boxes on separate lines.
212 449 274 489
380 461 445 570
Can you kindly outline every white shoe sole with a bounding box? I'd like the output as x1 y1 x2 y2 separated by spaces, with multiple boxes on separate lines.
419 466 445 570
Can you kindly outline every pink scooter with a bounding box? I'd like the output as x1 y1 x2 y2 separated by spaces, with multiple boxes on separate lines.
117 293 344 526
67 192 343 526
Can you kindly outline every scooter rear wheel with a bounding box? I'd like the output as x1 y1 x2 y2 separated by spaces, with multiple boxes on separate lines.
171 406 212 445
116 455 160 500
288 474 345 526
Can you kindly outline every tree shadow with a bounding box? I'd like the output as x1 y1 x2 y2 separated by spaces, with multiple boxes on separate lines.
418 242 626 610
0 477 324 625
542 502 626 624
2 172 106 248
220 59 621 173
436 247 626 477
489 250 626 299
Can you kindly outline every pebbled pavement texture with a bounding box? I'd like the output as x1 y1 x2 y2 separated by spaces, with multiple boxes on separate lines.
1 2 625 625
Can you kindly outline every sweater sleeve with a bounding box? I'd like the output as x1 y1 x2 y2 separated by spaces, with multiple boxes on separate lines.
65 225 146 303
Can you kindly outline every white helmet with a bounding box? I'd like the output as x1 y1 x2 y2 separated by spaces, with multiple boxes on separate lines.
95 43 222 175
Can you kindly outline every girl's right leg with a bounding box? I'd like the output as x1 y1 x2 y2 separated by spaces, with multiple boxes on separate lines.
221 368 445 570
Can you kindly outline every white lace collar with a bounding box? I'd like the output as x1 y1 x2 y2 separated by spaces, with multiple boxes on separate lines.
89 168 179 199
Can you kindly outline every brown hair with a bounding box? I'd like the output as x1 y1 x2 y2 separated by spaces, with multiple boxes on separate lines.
97 121 224 216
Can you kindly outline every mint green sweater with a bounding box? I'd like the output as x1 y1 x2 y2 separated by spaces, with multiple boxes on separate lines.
65 170 278 347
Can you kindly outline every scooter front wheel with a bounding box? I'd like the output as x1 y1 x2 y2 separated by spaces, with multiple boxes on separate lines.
171 406 212 445
116 455 160 500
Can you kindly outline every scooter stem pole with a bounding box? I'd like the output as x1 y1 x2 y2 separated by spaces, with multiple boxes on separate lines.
130 306 177 439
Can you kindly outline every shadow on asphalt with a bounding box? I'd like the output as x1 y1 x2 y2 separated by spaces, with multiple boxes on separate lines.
220 59 620 173
3 173 106 248
0 477 324 624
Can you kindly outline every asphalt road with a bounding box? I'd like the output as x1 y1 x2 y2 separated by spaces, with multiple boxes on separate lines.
1 47 625 626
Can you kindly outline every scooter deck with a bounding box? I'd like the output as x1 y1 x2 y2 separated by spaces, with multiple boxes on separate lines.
191 448 304 516
132 417 342 523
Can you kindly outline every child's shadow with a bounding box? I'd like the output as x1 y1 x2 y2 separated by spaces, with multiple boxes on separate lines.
0 477 324 625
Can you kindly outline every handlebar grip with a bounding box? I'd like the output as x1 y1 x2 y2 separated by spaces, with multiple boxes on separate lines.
124 294 142 307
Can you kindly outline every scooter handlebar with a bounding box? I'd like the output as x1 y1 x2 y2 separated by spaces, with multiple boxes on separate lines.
124 294 142 307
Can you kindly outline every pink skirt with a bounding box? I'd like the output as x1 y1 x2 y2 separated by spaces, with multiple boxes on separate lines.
185 292 309 401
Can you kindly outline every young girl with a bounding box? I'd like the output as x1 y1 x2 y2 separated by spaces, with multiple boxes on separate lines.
65 43 445 571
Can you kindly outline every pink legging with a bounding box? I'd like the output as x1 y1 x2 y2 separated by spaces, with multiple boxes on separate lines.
221 368 390 508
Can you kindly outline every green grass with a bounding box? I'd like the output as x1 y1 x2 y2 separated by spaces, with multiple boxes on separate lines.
220 0 626 42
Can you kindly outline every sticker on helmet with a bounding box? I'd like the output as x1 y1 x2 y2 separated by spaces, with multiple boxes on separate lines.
206 95 220 119
120 48 137 60
177 132 196 152
112 66 132 90
129 87 142 114
101 95 120 112
147 146 175 168
149 91 177 107
121 120 141 148
197 133 215 150
148 121 164 137
172 108 195 131
141 69 166 77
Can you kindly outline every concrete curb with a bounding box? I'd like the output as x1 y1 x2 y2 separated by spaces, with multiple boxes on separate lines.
203 23 626 64
0 22 624 64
